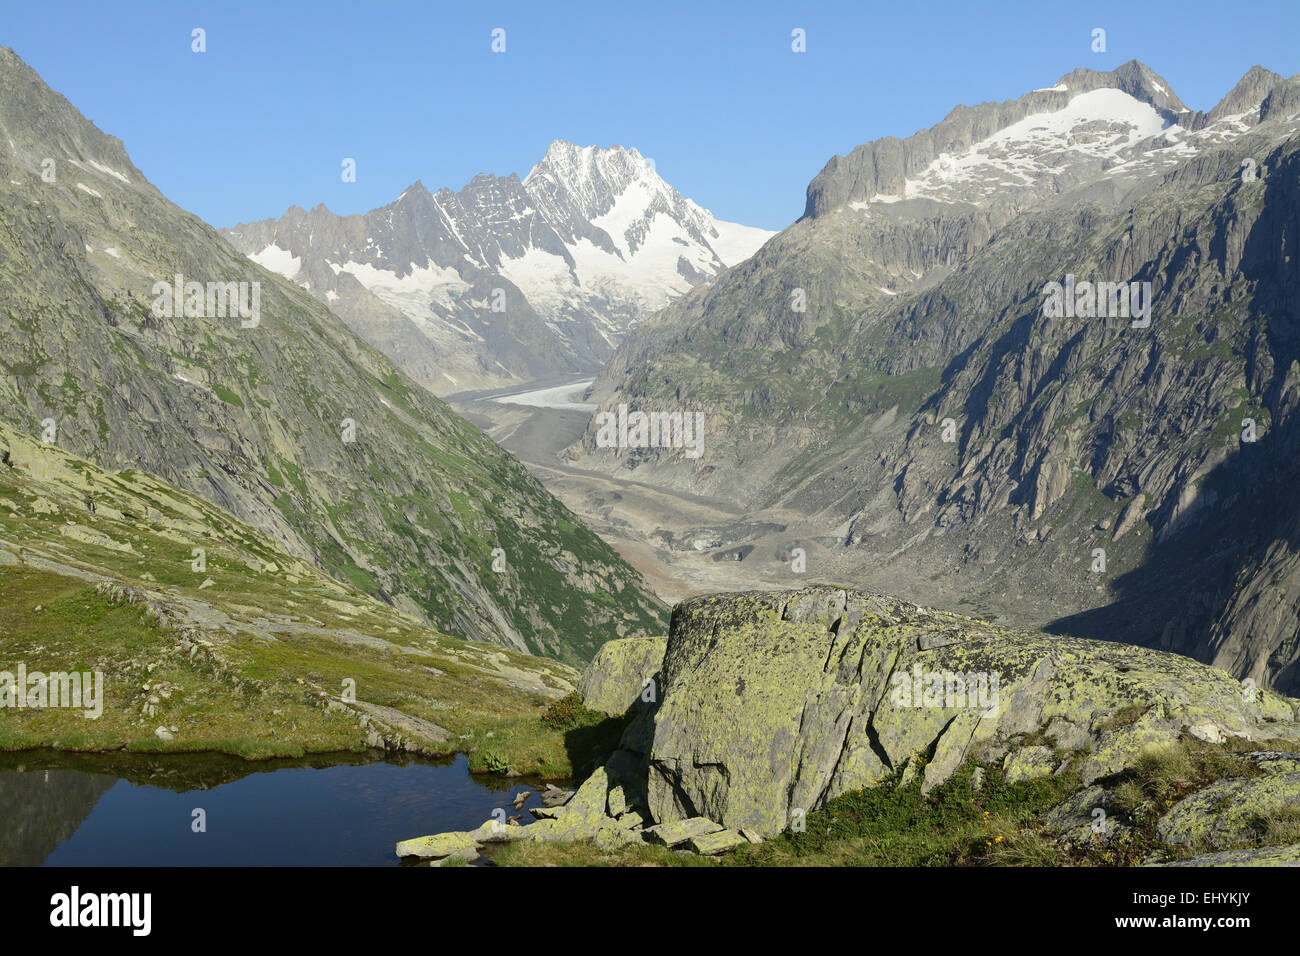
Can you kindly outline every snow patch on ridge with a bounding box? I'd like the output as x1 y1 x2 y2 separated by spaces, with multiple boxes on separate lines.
327 258 469 326
710 219 774 266
249 244 303 280
903 88 1173 204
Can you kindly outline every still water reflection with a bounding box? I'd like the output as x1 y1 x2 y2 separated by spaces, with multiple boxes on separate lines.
0 751 549 866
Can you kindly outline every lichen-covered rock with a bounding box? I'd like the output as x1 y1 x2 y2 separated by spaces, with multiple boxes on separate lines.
594 824 641 851
396 831 479 859
642 817 722 847
617 809 651 830
1148 844 1300 867
607 784 628 818
685 829 749 855
1243 751 1300 773
1004 746 1057 783
578 637 668 716
521 819 559 841
546 766 611 841
1042 785 1132 847
646 587 1300 838
538 784 574 808
468 820 532 843
1157 772 1300 847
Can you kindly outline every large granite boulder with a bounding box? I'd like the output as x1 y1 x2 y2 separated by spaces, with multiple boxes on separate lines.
643 587 1300 838
577 636 668 716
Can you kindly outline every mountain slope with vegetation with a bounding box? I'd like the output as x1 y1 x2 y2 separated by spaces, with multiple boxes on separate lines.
0 47 666 665
0 420 605 774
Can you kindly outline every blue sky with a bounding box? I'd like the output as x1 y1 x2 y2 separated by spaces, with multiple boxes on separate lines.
5 0 1299 231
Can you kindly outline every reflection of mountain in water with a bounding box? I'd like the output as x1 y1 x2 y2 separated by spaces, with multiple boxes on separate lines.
0 752 555 866
0 770 115 866
0 749 446 792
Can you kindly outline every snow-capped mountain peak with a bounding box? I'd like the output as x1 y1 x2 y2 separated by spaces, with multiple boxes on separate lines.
804 60 1296 218
222 140 776 395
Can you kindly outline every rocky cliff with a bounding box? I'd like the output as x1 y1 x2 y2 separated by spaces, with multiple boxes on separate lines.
572 61 1300 689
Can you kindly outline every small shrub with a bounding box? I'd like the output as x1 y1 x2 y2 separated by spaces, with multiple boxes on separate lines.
1095 704 1150 734
1252 806 1300 845
1110 779 1147 814
540 692 591 730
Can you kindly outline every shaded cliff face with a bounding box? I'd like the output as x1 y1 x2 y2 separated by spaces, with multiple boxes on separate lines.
0 47 665 663
220 142 774 396
629 587 1299 837
572 60 1300 689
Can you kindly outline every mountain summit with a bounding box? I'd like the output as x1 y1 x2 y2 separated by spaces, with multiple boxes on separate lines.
803 60 1193 217
222 142 774 394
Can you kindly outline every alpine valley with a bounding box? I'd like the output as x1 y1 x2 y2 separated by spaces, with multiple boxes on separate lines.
569 60 1300 697
8 31 1300 874
0 46 666 669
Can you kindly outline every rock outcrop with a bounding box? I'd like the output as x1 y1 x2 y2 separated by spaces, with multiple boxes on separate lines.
577 636 667 716
397 586 1300 862
1156 772 1300 847
1150 844 1300 867
642 587 1300 838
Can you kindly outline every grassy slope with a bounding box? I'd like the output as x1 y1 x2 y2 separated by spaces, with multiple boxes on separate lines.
0 423 601 775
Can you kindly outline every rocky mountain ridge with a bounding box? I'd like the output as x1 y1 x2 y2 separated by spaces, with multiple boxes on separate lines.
221 141 774 395
572 60 1300 689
